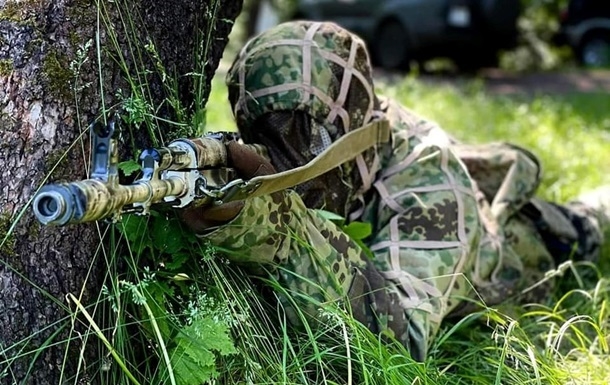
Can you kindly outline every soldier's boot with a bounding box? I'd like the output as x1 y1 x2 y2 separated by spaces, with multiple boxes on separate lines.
522 186 610 264
564 185 610 261
571 186 610 236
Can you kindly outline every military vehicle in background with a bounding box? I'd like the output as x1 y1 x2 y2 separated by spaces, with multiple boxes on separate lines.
290 0 521 72
555 0 610 68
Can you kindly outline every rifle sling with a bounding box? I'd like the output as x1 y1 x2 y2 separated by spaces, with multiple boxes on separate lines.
224 119 391 202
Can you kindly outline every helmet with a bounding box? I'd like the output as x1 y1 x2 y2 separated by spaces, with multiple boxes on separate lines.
226 21 382 217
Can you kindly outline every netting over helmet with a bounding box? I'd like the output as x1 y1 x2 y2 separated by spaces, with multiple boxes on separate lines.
226 21 382 216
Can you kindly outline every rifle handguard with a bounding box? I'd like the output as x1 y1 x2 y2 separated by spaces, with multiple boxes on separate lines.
32 122 249 225
33 177 187 225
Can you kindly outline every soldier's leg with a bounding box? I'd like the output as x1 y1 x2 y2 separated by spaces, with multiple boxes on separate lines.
525 186 610 264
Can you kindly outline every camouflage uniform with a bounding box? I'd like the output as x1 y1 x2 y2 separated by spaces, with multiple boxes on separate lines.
202 21 608 361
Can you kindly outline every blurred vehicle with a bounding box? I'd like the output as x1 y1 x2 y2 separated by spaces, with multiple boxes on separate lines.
290 0 521 71
555 0 610 68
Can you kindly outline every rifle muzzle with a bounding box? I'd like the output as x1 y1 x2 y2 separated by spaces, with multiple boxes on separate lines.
33 185 81 226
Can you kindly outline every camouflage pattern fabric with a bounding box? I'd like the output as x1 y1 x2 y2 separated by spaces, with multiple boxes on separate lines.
201 21 608 361
226 21 381 218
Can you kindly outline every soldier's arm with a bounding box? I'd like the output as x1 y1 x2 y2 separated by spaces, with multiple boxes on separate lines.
202 190 386 331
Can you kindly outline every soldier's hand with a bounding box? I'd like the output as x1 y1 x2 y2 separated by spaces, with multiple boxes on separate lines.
181 141 276 233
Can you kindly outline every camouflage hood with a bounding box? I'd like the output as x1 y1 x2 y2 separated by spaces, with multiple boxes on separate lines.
226 21 382 217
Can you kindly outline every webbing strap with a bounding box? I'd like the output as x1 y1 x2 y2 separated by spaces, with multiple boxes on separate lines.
223 119 390 202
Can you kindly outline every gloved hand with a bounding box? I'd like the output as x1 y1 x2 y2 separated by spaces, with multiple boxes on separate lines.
181 141 276 233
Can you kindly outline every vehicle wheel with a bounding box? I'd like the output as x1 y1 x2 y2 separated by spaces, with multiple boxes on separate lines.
578 33 610 68
453 50 499 73
373 20 411 71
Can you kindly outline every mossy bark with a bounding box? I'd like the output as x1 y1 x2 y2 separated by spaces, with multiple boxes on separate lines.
0 0 242 383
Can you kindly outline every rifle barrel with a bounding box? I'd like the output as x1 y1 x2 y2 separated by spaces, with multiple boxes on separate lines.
32 131 270 226
33 177 187 226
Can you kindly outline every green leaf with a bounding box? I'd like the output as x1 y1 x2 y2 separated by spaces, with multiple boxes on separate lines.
162 317 236 385
121 96 149 126
152 216 186 254
118 159 141 177
342 221 372 240
172 348 215 385
164 251 190 271
316 213 374 259
342 221 374 260
189 318 236 356
117 214 151 256
316 209 345 226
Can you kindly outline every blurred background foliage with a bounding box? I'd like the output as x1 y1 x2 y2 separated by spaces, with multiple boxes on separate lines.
227 0 577 72
502 0 573 70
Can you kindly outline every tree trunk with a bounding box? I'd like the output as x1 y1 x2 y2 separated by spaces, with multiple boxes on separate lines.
0 0 242 383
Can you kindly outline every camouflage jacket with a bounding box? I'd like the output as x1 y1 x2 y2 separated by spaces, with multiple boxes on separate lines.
204 95 558 360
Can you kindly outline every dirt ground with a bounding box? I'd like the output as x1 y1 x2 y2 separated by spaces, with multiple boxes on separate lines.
476 69 610 95
375 68 610 95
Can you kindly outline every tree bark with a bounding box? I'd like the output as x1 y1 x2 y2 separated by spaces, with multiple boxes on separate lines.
0 0 242 383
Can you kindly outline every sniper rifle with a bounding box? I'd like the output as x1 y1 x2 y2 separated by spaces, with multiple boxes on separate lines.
32 118 390 226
